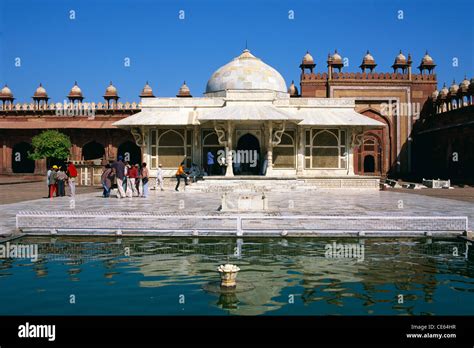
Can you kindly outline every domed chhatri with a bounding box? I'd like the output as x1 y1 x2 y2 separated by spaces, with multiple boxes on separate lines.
418 50 436 74
392 50 411 73
331 50 342 63
0 84 14 99
288 80 299 97
140 81 155 98
104 81 118 98
33 83 48 99
177 81 192 97
394 50 407 64
431 89 439 99
205 49 287 95
68 81 84 102
103 81 119 108
449 80 459 95
300 51 316 74
328 49 344 72
360 50 377 72
439 83 449 98
302 51 314 65
459 76 470 91
0 84 15 108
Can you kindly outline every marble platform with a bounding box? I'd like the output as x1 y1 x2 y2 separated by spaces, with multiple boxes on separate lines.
1 185 471 238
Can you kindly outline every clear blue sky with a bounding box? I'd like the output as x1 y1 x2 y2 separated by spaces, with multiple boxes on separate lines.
1 0 472 102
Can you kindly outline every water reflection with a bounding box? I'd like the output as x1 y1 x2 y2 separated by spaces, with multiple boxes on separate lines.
0 236 472 315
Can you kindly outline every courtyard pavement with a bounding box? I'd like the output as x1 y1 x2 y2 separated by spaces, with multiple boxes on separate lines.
1 183 473 236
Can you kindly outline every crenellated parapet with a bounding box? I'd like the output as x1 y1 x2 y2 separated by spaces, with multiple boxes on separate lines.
301 71 436 82
0 101 141 114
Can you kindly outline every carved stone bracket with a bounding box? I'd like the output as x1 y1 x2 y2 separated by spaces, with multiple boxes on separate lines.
131 127 145 147
130 127 144 146
271 121 286 146
213 121 228 146
350 127 365 147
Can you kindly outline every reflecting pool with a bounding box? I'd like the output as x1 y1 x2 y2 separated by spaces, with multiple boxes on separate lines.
0 237 473 315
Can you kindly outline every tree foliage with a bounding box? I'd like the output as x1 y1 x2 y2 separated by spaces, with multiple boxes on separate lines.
29 130 72 161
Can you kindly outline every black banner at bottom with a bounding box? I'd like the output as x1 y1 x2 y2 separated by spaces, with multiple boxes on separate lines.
0 315 472 346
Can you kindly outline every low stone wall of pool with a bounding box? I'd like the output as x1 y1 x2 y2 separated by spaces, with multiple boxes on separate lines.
15 211 468 237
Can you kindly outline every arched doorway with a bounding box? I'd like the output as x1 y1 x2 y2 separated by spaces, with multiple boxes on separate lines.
363 155 375 173
118 141 141 165
82 141 105 161
12 142 35 173
235 133 260 175
357 134 382 175
202 130 224 176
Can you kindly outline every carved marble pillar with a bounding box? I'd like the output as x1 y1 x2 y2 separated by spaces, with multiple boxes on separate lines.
350 127 364 176
297 126 305 175
213 121 233 177
225 121 233 177
267 121 286 176
266 121 273 176
193 125 201 167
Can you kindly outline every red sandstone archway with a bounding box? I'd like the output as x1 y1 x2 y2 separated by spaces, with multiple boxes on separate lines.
354 108 391 176
357 134 383 175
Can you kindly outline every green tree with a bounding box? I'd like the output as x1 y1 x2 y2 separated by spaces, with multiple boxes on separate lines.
29 130 72 166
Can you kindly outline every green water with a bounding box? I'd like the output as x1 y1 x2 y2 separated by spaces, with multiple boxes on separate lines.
0 237 472 315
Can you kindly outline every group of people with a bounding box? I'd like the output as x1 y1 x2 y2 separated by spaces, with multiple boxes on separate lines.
46 157 202 200
46 162 77 198
102 156 153 198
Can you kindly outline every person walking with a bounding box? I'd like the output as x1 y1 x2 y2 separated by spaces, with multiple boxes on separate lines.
134 164 141 196
175 162 188 191
141 162 150 198
49 165 58 198
111 156 126 198
124 162 133 198
101 164 114 198
128 163 139 197
66 161 77 197
206 151 214 175
155 163 164 191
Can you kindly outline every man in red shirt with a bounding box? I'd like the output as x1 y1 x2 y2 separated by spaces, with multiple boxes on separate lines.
128 164 139 197
67 162 78 196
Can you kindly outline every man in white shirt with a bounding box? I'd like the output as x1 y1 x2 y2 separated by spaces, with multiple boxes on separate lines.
155 163 164 191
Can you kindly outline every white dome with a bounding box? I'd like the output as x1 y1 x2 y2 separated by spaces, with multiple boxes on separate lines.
205 49 287 94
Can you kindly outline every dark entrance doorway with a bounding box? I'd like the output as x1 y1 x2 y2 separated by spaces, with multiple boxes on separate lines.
363 155 375 173
82 141 105 161
12 142 35 173
235 133 260 175
118 141 141 165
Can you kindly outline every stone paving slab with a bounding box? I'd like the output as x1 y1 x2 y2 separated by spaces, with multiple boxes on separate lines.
1 187 473 237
